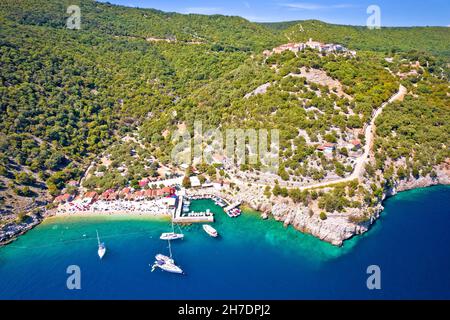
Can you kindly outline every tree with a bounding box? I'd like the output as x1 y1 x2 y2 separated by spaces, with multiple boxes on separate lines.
130 179 139 189
264 186 271 198
339 147 348 157
15 172 36 185
182 176 191 188
16 211 28 223
206 166 216 177
278 167 290 181
289 188 303 203
272 184 282 196
198 175 206 184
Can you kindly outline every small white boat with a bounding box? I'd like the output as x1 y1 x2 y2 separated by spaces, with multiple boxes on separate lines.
96 230 106 259
160 221 184 241
160 232 184 240
202 224 218 237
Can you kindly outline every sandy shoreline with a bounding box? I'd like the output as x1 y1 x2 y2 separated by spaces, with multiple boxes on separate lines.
50 210 172 220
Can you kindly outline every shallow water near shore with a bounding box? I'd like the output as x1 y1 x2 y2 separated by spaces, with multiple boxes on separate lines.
0 185 449 299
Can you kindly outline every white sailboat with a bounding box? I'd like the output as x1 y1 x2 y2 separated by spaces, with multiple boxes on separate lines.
160 220 184 240
96 230 106 259
151 259 183 274
151 239 184 274
155 254 174 264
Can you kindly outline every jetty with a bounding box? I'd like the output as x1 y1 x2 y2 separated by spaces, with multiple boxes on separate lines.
224 201 242 212
172 195 214 223
224 201 242 218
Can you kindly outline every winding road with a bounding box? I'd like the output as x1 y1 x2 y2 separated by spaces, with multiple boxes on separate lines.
229 84 407 190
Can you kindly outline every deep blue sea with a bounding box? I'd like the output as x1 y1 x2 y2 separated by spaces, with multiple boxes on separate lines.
0 185 449 299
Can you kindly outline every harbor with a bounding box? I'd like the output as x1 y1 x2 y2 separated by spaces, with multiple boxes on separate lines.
53 184 242 225
172 195 214 223
1 186 450 299
172 194 239 223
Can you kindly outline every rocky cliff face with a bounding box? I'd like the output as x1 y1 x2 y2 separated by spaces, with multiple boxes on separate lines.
268 202 380 246
0 214 42 245
392 166 450 194
259 164 450 246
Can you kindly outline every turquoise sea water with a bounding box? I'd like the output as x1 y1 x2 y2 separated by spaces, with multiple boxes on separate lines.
0 185 449 299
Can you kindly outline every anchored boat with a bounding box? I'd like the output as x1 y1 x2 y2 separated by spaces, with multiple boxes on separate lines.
152 239 184 274
202 224 218 237
152 259 183 274
96 230 106 259
160 220 184 240
155 254 174 264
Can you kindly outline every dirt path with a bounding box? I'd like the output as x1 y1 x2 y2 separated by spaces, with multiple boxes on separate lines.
229 84 407 190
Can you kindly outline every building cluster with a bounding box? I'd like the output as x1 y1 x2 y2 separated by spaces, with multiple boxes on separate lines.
263 38 356 57
316 139 361 155
138 177 163 188
54 186 176 204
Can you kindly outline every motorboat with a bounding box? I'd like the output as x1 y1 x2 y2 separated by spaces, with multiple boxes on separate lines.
202 224 218 237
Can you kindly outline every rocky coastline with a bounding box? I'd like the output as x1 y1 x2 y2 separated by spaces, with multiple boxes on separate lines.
258 165 450 246
1 166 449 248
0 213 43 246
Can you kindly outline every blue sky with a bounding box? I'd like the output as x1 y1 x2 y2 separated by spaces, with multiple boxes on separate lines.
99 0 450 26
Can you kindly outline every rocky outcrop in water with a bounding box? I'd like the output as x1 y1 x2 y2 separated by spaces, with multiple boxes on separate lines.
0 214 42 245
263 164 449 246
268 202 379 246
391 166 450 195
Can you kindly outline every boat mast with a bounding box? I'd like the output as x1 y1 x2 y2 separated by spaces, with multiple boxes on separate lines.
168 239 173 258
96 230 100 246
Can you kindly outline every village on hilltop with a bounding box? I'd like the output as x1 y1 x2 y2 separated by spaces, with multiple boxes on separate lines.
263 38 357 57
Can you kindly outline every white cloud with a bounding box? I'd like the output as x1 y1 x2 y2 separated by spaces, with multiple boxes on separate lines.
244 1 251 9
281 2 355 10
183 7 223 15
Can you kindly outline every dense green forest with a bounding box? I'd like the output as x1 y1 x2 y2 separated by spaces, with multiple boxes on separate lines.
0 0 282 51
375 71 449 179
0 0 449 219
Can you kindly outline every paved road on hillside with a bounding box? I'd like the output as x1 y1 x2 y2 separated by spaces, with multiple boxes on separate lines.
229 84 407 190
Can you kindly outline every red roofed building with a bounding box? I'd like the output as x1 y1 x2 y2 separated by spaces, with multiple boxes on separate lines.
107 191 118 201
67 180 79 187
120 187 132 198
100 189 114 200
317 143 336 152
83 191 98 204
147 189 156 198
84 191 97 198
161 187 175 196
54 193 73 203
134 190 145 199
350 139 362 149
139 178 149 188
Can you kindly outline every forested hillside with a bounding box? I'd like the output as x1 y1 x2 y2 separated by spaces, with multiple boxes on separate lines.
0 0 282 51
0 0 448 224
